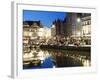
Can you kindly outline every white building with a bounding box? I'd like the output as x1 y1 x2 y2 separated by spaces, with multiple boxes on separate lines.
37 27 51 39
81 14 91 39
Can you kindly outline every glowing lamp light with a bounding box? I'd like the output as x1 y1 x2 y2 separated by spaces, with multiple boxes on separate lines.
77 18 81 23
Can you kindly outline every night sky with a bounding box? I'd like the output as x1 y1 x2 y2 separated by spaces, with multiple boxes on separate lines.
23 10 67 28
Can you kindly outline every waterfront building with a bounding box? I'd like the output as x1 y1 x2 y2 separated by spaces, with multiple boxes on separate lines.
81 13 91 39
37 27 51 39
53 13 83 39
64 13 82 38
23 21 43 53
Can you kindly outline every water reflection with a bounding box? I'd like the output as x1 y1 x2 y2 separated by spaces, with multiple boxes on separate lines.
23 48 91 69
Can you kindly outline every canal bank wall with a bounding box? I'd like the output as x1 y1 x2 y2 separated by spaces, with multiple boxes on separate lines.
40 45 91 52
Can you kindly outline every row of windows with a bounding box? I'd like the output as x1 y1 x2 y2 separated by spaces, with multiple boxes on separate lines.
82 20 91 26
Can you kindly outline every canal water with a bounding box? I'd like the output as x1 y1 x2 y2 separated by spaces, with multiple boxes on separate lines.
23 48 91 69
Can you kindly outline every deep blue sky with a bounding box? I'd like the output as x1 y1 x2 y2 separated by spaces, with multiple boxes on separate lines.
23 10 67 28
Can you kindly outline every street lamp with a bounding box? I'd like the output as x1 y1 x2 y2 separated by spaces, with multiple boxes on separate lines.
77 18 81 23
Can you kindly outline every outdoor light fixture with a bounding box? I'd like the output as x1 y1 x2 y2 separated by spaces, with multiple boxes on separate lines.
77 18 81 23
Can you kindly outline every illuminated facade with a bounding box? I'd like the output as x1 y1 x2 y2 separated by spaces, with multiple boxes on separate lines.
23 21 42 38
23 21 43 53
37 27 51 39
81 14 91 38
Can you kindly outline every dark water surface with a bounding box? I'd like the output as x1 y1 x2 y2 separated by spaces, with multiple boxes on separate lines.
23 48 91 69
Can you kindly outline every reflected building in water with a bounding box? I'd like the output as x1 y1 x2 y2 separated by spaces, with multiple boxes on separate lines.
23 48 91 69
23 13 91 70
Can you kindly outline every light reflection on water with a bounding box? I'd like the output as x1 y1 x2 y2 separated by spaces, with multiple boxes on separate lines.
65 53 91 66
23 48 91 69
